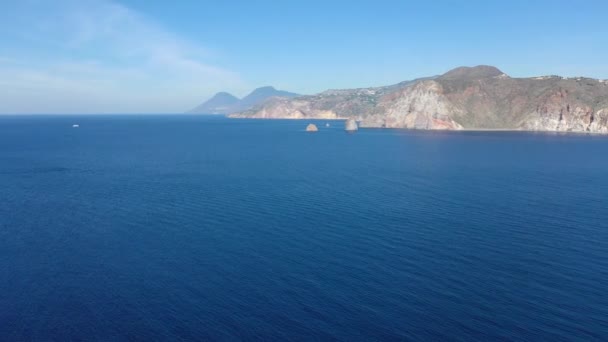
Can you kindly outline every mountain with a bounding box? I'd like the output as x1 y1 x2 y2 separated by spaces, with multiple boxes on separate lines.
188 92 239 114
228 66 608 133
188 86 299 114
237 86 299 111
227 78 434 120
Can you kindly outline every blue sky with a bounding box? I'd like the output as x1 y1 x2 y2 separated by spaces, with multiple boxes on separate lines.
1 0 607 114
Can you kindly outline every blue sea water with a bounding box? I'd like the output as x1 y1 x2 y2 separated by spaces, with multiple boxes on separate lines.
1 115 607 341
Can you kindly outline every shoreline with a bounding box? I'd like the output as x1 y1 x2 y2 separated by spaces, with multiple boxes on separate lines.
226 116 608 135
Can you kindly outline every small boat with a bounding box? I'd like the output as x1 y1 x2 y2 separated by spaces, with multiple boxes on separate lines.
325 123 330 127
72 124 80 128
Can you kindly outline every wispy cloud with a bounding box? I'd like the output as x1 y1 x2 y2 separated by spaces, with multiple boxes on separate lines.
0 0 245 113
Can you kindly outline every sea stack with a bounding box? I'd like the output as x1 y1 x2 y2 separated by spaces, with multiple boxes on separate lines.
345 119 358 132
306 123 319 132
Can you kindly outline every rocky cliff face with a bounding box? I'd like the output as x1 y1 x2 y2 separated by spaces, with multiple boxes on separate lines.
229 66 608 133
361 81 464 130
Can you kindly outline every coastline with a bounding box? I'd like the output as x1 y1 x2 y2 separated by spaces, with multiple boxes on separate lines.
225 116 608 135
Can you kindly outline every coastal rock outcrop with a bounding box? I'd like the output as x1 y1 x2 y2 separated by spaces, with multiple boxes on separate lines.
306 123 319 132
228 66 608 133
345 119 358 131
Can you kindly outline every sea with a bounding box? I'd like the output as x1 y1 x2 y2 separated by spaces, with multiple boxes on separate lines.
1 115 607 341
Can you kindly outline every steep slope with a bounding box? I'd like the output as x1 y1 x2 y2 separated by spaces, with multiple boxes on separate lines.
189 86 299 114
229 66 608 133
434 71 608 132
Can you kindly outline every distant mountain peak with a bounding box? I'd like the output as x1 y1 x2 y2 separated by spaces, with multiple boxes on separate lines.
188 86 299 114
441 65 506 80
215 91 238 97
252 86 276 91
187 92 239 114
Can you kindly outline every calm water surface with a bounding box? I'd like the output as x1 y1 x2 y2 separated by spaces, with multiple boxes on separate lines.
1 115 607 341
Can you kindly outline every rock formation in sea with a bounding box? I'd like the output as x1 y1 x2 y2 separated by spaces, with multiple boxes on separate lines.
344 119 358 131
306 123 318 132
228 66 608 133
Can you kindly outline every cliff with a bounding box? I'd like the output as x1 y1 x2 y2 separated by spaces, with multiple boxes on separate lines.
229 66 608 133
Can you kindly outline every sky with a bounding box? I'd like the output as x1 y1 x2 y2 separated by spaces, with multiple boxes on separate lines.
1 0 607 114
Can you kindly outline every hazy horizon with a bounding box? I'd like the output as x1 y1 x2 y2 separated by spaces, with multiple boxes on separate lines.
1 0 607 114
